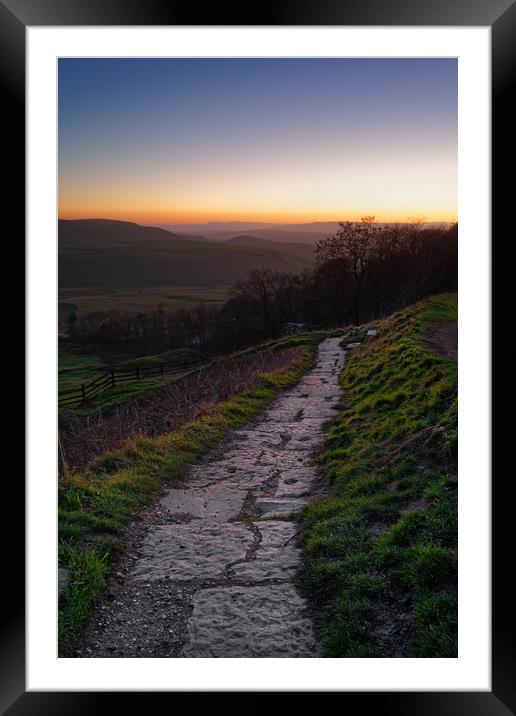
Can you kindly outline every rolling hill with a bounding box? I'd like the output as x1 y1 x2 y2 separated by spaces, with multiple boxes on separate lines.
156 222 334 244
58 219 315 291
155 220 453 245
226 234 315 261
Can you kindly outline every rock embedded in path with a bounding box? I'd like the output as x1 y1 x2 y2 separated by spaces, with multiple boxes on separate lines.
161 485 247 522
132 521 254 582
58 567 71 591
183 584 319 658
231 521 301 582
254 497 307 517
275 467 315 497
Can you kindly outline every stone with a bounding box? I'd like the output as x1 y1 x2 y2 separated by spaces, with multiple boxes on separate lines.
58 567 71 590
255 497 307 517
231 521 300 582
183 584 319 657
132 521 254 582
161 486 247 521
275 467 315 497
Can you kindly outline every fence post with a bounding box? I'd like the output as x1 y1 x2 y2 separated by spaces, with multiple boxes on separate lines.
160 363 164 376
80 384 86 403
111 368 115 387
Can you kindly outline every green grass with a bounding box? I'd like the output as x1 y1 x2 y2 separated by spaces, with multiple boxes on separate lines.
58 347 205 417
300 294 458 658
60 333 347 420
66 378 166 418
59 286 231 314
118 347 202 368
58 537 121 655
58 353 107 393
273 328 349 350
58 341 317 654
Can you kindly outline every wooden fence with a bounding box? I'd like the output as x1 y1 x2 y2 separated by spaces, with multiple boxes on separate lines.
58 328 349 409
58 355 204 408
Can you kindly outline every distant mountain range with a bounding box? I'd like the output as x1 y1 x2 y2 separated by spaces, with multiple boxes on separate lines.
155 221 340 244
59 218 454 293
156 221 340 234
58 219 316 290
225 234 314 260
154 220 453 245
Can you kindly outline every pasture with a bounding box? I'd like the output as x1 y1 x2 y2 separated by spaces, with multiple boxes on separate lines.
59 285 231 315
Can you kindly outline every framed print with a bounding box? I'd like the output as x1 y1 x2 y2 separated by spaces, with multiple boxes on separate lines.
3 0 514 711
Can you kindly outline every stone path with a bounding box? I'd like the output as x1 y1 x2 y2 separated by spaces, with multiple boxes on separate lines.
79 337 345 658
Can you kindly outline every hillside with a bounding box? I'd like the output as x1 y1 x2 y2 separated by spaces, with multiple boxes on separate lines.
59 219 314 290
203 228 328 244
57 296 457 657
155 220 341 237
226 234 315 261
156 222 333 244
155 221 454 245
301 295 458 657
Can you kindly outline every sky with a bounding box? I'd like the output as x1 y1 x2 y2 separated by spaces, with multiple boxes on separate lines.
58 58 457 224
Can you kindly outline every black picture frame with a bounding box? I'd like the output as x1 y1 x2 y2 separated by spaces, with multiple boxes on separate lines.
4 0 514 711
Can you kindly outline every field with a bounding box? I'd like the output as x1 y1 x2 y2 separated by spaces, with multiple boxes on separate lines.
59 352 165 415
59 352 107 393
59 346 208 416
59 285 231 315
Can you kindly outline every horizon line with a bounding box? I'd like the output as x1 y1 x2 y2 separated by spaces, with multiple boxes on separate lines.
58 215 458 226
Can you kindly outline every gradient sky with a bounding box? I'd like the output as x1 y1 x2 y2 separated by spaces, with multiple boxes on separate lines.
58 58 457 224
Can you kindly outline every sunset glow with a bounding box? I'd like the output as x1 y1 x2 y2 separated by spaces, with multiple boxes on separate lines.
58 58 457 224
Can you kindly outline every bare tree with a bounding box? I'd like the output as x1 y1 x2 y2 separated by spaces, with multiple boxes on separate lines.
315 216 382 324
231 269 300 338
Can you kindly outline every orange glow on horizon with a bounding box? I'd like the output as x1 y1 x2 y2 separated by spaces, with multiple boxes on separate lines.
58 206 457 225
59 59 457 230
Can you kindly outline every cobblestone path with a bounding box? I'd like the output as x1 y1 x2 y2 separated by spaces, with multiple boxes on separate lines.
79 337 345 658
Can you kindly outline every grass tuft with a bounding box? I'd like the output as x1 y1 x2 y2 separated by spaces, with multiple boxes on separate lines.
58 537 121 655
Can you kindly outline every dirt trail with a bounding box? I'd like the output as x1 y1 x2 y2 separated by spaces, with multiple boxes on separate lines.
78 337 346 658
426 320 458 363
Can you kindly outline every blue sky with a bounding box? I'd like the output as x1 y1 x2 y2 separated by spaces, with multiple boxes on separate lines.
58 58 457 223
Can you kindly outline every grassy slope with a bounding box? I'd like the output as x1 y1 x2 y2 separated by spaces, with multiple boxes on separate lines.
300 294 458 657
58 353 107 393
58 352 157 417
58 341 318 654
59 335 341 419
68 378 166 417
59 348 205 416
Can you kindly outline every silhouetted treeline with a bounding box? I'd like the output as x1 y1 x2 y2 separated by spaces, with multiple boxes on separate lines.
213 219 457 348
66 302 219 355
65 219 457 356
